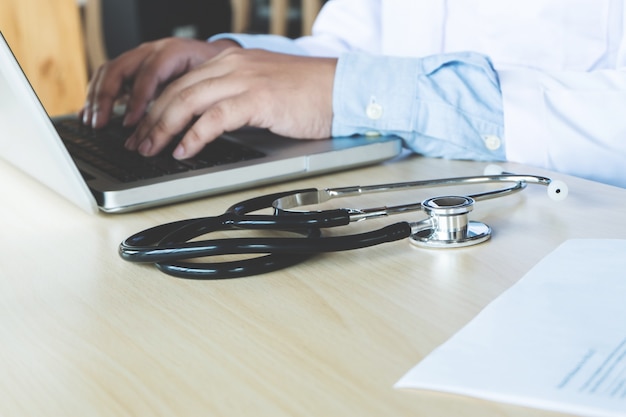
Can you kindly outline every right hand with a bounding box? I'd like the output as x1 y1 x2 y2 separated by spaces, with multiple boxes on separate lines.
81 37 239 129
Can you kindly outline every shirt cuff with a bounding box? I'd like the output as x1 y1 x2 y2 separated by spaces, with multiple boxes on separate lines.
209 33 309 56
332 52 506 161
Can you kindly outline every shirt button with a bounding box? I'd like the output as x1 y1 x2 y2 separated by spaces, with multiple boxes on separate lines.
483 135 502 151
366 102 384 120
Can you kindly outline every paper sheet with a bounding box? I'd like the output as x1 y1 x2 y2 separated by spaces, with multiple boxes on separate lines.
396 239 626 417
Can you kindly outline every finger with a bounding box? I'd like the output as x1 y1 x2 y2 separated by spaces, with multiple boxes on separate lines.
121 66 160 127
122 48 197 127
129 74 246 155
173 94 258 159
127 81 218 156
135 54 235 130
85 48 156 128
82 65 106 126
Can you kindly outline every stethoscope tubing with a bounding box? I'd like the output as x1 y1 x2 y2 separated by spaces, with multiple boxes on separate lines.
120 189 327 278
119 173 562 279
148 222 413 279
119 210 350 262
122 222 413 262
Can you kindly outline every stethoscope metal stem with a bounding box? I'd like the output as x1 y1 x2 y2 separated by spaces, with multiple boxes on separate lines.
274 174 535 213
273 174 558 250
321 174 541 199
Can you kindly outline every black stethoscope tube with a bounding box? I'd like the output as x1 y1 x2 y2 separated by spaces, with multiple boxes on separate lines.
123 222 413 262
151 222 412 279
120 213 412 279
119 186 413 278
119 189 352 279
120 173 566 279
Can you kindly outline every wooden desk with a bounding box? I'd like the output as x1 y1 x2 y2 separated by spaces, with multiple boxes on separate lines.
1 154 623 417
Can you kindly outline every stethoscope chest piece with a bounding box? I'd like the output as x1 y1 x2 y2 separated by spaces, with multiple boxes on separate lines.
409 195 492 248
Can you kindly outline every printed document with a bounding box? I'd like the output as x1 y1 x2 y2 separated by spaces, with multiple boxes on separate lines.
396 239 626 417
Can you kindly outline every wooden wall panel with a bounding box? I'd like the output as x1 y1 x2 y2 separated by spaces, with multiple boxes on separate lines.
0 0 87 116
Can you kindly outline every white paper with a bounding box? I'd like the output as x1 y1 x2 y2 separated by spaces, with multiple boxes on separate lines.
396 239 626 417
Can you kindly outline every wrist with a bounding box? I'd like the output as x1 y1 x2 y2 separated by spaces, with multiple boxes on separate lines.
210 39 242 53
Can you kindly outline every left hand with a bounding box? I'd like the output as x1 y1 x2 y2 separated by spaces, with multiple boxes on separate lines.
125 48 338 159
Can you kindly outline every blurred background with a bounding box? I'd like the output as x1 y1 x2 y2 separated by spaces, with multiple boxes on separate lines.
0 0 328 116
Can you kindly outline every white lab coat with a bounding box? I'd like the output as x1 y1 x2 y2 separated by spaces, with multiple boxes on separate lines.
295 0 626 188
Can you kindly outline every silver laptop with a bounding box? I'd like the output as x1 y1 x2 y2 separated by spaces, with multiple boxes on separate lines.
0 32 402 214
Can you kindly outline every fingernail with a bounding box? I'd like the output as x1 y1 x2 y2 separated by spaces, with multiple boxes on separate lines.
173 144 186 160
124 135 135 150
82 107 90 125
122 113 132 127
91 111 99 129
138 139 152 156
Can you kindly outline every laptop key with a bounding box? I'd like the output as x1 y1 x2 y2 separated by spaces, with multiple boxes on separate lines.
55 119 266 183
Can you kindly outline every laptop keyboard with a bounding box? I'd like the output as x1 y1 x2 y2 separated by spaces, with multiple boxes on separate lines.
55 119 266 183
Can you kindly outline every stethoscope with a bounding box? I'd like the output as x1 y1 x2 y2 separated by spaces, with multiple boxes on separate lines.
119 168 568 279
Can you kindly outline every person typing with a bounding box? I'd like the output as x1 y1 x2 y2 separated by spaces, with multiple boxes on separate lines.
82 0 626 188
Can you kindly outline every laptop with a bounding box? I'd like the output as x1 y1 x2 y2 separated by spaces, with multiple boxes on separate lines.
0 32 402 214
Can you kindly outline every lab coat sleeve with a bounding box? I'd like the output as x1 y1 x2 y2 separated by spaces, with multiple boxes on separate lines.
332 51 506 162
500 69 626 188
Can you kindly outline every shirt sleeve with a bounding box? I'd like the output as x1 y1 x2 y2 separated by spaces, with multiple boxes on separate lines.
332 51 506 161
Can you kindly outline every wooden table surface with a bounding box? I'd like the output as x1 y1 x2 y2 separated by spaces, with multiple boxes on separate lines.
1 154 623 417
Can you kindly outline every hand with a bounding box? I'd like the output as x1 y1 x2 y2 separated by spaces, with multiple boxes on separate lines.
81 37 239 129
125 48 337 159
